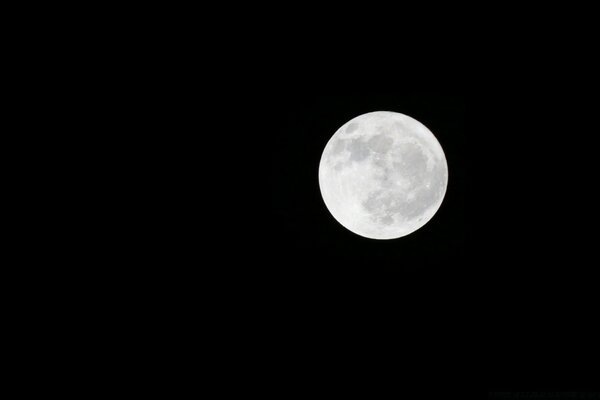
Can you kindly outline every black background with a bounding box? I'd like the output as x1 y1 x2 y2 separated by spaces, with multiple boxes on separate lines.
203 81 598 393
206 89 472 393
107 20 599 395
14 5 600 397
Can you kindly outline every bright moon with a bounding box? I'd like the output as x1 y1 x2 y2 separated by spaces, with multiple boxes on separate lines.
318 111 448 239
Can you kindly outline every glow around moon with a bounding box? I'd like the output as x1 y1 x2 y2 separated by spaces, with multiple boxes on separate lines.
318 111 448 239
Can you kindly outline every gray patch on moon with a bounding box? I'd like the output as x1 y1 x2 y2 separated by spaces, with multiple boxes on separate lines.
394 121 406 132
346 122 359 133
393 142 429 185
380 215 394 225
400 143 428 169
362 190 403 226
330 138 347 155
373 157 386 169
379 169 394 188
395 188 434 219
333 161 345 171
363 187 428 222
363 189 396 214
347 138 370 162
367 134 394 154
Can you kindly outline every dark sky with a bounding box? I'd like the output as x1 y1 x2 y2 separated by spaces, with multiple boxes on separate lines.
66 11 598 395
150 70 597 391
220 87 598 391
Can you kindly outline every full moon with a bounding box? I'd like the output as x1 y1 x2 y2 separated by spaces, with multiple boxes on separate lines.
318 111 448 239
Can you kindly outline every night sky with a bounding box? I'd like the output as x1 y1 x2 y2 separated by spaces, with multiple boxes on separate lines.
228 87 597 392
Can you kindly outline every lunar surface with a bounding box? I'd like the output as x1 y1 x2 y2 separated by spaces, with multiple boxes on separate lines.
318 111 448 239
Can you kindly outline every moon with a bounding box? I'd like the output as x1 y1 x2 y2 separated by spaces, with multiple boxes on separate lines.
318 111 448 239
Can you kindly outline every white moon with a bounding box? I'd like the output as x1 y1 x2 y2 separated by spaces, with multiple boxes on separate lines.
318 111 448 239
